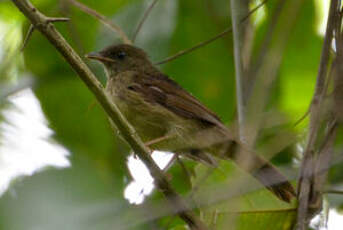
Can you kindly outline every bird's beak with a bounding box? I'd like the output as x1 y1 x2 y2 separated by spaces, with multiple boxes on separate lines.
85 52 115 63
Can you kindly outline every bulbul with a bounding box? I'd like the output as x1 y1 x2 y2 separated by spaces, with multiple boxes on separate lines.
86 44 296 203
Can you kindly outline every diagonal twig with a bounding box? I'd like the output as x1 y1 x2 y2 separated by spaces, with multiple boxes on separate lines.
67 0 132 44
243 0 305 146
245 0 286 101
155 0 268 65
21 24 34 51
21 17 69 51
11 0 206 229
310 119 337 210
132 0 159 43
295 1 339 229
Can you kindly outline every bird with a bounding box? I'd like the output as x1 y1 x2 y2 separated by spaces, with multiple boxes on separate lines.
86 44 296 203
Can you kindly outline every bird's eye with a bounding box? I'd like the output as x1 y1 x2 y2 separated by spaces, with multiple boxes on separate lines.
117 51 126 60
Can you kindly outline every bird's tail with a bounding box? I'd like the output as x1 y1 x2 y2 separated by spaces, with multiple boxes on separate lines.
225 141 296 203
252 161 296 202
182 139 296 202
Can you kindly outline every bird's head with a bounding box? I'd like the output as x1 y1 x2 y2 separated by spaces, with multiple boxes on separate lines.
86 44 153 77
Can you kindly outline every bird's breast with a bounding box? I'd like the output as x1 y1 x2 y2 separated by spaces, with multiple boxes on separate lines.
106 77 169 143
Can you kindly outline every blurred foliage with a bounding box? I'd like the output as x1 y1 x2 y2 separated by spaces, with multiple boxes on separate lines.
192 160 296 229
1 0 343 229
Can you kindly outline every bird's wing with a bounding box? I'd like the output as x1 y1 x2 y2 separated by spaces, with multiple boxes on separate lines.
127 72 226 129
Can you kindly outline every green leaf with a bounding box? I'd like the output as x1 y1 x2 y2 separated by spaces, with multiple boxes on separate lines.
192 160 297 230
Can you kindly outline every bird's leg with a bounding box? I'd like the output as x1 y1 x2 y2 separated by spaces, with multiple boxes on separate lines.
145 134 175 147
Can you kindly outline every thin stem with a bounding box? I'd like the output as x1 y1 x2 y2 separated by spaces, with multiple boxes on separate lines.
244 0 304 146
245 0 286 101
155 0 268 65
132 0 159 42
230 0 248 142
21 24 34 51
295 0 339 229
325 190 343 195
68 0 132 44
311 119 337 205
21 17 70 51
46 17 70 22
11 0 206 229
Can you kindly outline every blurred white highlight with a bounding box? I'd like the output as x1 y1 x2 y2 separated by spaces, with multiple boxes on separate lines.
124 151 174 204
314 0 330 36
328 209 343 230
0 89 70 195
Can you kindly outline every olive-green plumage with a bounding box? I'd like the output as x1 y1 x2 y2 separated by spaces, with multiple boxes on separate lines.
87 44 296 203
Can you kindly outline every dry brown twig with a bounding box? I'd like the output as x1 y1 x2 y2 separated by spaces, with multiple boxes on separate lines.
310 119 338 209
21 24 34 51
132 0 159 42
101 148 343 229
325 189 343 195
155 0 269 65
12 0 207 229
295 1 340 230
67 0 132 44
21 17 69 51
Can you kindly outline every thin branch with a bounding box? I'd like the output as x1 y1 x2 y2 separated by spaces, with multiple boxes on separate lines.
243 0 304 146
310 119 337 208
176 155 194 182
295 0 339 229
155 0 268 65
324 190 343 195
293 105 311 127
230 0 249 142
108 152 343 229
46 17 70 23
11 0 206 229
21 17 69 51
132 0 159 42
67 0 132 44
245 0 286 101
21 24 34 51
295 51 337 128
155 28 232 65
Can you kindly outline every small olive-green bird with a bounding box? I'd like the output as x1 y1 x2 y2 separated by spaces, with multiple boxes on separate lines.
87 44 295 203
